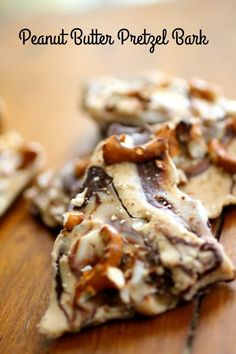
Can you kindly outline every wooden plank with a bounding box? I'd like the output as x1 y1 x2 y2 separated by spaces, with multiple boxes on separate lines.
0 198 52 354
191 209 236 354
51 305 194 354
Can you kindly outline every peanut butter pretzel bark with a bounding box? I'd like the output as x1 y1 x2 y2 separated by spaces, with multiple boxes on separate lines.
39 133 235 337
83 72 236 129
0 131 43 217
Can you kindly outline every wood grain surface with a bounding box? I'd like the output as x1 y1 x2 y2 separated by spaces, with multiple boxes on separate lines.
0 0 236 353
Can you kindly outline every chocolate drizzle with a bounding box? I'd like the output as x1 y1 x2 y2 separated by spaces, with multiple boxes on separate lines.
55 251 64 301
75 166 113 208
137 160 173 210
199 242 222 276
55 250 72 325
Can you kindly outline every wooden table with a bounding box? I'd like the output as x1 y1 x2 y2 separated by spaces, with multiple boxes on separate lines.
0 0 236 353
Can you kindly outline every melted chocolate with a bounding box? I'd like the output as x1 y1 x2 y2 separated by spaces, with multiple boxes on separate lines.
137 160 173 210
149 269 174 295
165 235 222 280
137 160 209 237
55 251 64 301
199 242 222 275
143 236 161 266
76 166 113 208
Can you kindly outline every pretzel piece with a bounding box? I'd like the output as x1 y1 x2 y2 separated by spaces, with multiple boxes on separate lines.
75 224 123 298
103 135 167 165
208 138 236 173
